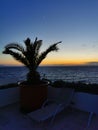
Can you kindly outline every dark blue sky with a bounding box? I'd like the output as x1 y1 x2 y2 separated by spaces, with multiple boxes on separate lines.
0 0 98 65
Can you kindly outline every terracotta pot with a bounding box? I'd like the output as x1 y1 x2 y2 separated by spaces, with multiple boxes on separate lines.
20 83 48 113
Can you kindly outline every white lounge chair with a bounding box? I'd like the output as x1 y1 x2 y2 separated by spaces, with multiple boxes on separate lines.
27 87 74 123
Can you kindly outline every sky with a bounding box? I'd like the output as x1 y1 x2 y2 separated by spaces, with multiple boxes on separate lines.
0 0 98 66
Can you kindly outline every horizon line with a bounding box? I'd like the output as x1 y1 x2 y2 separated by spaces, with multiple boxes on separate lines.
1 64 98 67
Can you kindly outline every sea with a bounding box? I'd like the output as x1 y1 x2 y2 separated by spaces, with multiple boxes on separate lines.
0 66 98 85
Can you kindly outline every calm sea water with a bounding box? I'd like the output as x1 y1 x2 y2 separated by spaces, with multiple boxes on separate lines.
0 66 98 85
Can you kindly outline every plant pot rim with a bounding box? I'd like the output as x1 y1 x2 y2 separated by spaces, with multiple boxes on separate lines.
19 80 49 86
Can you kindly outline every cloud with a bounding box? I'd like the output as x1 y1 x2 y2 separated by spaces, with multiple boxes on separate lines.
86 62 98 66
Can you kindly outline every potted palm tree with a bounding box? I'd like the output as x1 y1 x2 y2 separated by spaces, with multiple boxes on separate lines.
2 37 61 113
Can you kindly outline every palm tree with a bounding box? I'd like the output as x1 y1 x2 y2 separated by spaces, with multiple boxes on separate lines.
3 37 61 84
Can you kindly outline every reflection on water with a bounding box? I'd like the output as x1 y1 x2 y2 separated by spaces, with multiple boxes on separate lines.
0 66 98 85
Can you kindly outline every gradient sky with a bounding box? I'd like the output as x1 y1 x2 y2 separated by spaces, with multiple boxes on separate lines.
0 0 98 66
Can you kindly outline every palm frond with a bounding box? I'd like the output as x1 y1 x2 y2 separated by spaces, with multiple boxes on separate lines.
31 38 42 55
24 38 32 52
31 40 42 68
24 38 42 69
34 40 42 55
3 49 29 67
34 37 38 44
4 43 25 53
45 41 61 53
37 41 61 66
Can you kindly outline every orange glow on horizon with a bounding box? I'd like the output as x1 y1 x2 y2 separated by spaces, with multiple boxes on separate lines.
1 56 98 66
41 58 98 66
41 60 85 66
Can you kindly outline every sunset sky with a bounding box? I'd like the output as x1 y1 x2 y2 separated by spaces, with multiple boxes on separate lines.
0 0 98 66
